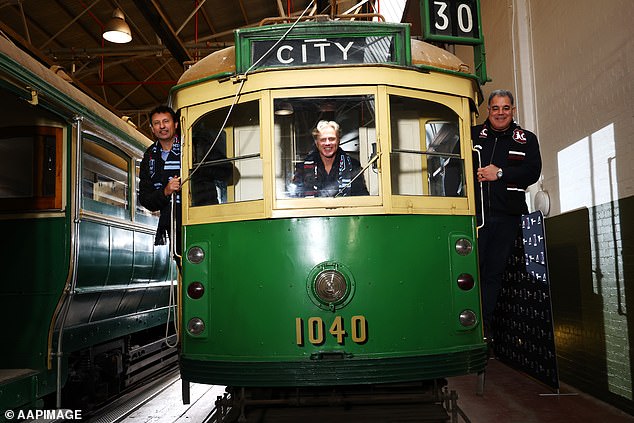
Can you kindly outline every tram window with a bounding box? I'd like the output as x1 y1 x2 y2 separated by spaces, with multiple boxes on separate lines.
190 100 262 205
134 160 159 224
389 96 465 197
274 95 377 199
81 138 130 218
0 126 62 211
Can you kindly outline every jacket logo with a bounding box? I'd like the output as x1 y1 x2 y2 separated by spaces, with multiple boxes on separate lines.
513 128 527 144
172 137 181 154
479 127 488 138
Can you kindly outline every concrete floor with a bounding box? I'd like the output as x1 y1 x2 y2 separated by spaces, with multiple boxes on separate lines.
447 358 634 423
110 359 634 422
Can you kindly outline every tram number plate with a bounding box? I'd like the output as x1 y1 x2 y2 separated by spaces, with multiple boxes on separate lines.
295 315 367 346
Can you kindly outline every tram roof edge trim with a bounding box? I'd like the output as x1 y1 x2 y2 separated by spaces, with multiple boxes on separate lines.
0 36 152 151
174 25 476 94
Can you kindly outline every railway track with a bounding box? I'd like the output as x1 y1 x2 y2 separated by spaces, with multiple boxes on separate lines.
86 368 181 423
205 382 472 423
86 370 225 423
85 373 471 423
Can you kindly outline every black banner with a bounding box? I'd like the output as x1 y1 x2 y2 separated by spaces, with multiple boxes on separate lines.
493 211 560 390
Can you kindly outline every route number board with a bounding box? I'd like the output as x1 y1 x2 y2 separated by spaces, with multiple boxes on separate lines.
422 0 483 45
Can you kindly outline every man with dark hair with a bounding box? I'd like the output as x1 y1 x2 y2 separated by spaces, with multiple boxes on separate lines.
139 105 182 253
472 90 542 339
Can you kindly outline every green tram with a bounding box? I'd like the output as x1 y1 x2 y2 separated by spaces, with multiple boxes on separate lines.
174 19 487 396
0 35 175 416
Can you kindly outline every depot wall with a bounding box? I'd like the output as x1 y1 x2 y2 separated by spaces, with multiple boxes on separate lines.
477 0 634 414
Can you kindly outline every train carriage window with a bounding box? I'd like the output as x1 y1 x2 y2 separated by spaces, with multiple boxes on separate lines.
389 96 465 197
135 160 159 224
190 100 262 206
274 95 377 199
0 126 63 211
81 138 130 219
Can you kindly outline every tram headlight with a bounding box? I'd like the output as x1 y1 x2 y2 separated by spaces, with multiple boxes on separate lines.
314 269 348 304
307 262 356 311
457 273 475 291
458 310 477 327
455 238 473 256
187 318 205 335
187 282 205 299
187 246 205 264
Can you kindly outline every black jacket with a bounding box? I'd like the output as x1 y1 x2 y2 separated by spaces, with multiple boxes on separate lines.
472 120 542 218
292 148 369 197
139 139 181 248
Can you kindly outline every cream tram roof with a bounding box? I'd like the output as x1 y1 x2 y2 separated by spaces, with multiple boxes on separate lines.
0 34 152 151
177 39 469 86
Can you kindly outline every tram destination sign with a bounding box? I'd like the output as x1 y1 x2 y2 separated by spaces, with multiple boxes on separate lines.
235 22 411 73
252 37 394 68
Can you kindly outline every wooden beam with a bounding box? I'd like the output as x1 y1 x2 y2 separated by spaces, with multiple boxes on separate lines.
130 0 192 65
237 0 249 24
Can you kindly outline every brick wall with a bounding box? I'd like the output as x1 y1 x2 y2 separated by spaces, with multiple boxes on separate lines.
546 195 634 414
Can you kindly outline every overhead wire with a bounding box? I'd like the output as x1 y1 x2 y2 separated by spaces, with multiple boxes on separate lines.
164 0 317 346
180 0 316 186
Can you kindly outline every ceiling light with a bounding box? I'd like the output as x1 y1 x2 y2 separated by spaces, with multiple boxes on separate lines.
103 8 132 44
275 102 294 116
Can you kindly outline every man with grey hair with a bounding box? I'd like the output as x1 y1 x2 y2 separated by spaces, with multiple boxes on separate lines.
292 120 369 197
472 89 542 342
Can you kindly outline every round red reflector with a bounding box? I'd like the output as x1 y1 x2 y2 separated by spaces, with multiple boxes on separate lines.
187 282 205 299
457 273 475 290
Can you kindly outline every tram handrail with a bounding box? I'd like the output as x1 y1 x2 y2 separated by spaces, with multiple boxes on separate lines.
392 148 461 159
258 14 385 27
335 151 381 197
473 145 485 234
